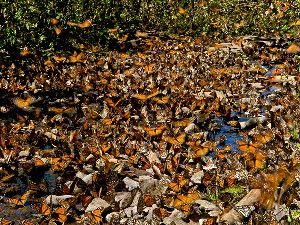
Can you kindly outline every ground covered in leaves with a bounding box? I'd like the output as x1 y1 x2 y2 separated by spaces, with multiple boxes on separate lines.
0 34 300 224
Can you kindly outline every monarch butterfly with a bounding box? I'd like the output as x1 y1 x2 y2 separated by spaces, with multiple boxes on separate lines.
54 28 62 35
144 125 166 137
133 88 159 101
21 219 35 225
86 208 101 224
100 142 111 153
236 140 262 153
40 202 51 216
163 133 186 145
81 195 93 208
20 48 30 57
253 131 273 145
29 180 48 193
53 55 66 62
245 151 266 170
144 64 155 73
286 43 300 54
180 203 192 215
50 18 59 25
168 175 188 192
172 118 191 127
178 7 186 14
5 190 31 206
49 158 68 171
234 205 255 218
67 20 92 28
172 191 201 208
191 141 216 158
34 157 47 167
0 218 13 225
53 207 67 223
69 52 84 63
153 96 169 104
13 96 35 109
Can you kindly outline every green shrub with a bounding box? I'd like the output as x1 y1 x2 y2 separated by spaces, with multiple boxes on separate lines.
1 0 300 55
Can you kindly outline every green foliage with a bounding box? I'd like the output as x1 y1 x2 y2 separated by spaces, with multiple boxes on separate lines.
220 185 245 197
1 0 300 54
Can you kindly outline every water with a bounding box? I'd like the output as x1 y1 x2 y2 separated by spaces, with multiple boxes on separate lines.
208 116 243 153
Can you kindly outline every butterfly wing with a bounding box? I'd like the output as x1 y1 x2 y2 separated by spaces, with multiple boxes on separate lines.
54 207 67 223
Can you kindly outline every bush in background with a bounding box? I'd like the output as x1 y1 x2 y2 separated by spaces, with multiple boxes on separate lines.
1 0 300 55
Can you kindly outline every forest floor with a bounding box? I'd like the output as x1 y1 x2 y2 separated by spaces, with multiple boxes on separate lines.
0 34 300 224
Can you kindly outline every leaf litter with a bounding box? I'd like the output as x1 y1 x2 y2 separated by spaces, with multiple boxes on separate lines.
0 34 300 224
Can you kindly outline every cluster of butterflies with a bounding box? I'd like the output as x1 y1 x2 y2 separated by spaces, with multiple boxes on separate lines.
0 191 102 224
237 130 273 170
40 202 101 224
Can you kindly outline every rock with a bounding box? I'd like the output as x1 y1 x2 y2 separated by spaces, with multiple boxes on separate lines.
221 189 261 224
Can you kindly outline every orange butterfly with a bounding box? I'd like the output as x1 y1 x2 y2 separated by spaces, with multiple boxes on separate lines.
0 218 13 225
172 118 191 127
81 195 93 208
20 47 30 56
163 133 186 145
190 141 216 158
34 157 47 167
144 64 155 73
49 158 68 171
54 27 62 35
245 151 266 170
236 140 262 153
21 219 35 225
253 131 273 145
153 96 169 104
172 191 201 208
85 208 101 224
40 202 51 216
5 190 31 206
69 52 84 63
50 18 59 25
100 142 111 153
168 175 189 192
67 20 92 28
180 203 192 215
53 207 67 223
133 88 159 101
53 55 66 62
13 96 35 108
144 125 166 137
